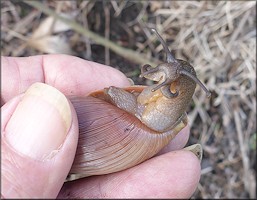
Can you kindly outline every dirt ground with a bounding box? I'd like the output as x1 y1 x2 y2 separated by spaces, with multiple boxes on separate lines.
1 1 256 198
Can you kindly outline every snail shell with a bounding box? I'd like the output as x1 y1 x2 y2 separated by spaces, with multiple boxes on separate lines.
69 87 187 177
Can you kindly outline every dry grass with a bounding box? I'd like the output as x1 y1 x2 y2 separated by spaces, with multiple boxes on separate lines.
1 1 256 198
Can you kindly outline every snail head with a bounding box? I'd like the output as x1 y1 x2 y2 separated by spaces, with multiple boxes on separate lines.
140 28 211 99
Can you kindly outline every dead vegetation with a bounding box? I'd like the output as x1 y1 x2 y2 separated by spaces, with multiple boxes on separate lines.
1 1 256 198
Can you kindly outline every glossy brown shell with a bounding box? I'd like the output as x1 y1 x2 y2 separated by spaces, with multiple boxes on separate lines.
68 87 187 178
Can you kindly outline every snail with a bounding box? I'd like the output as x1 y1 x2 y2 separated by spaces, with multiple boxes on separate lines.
68 28 211 179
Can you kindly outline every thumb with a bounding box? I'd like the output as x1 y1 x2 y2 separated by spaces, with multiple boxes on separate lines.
1 83 78 198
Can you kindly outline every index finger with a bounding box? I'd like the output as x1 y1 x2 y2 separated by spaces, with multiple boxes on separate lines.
1 54 189 152
1 54 131 104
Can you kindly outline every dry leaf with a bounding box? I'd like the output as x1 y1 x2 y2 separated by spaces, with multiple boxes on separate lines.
29 35 72 54
28 14 73 54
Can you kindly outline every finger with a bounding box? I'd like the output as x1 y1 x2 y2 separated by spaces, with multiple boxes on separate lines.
58 150 201 198
1 55 131 104
1 55 188 152
1 83 78 198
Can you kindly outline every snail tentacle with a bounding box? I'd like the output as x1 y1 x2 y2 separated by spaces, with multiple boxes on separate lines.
179 69 211 98
151 28 177 64
151 78 170 92
140 64 160 78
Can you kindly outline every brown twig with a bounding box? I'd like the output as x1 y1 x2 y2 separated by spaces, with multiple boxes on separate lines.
24 0 157 67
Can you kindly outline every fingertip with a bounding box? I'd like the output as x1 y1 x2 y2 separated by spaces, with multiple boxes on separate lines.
1 84 79 198
131 150 201 198
5 83 72 160
164 150 201 198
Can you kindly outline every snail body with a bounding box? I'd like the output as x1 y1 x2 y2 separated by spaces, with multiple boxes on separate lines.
68 29 210 178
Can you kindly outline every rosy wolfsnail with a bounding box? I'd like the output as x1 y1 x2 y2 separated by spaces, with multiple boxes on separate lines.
68 29 211 179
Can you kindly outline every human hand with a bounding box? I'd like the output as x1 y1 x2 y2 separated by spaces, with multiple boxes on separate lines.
1 55 201 198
